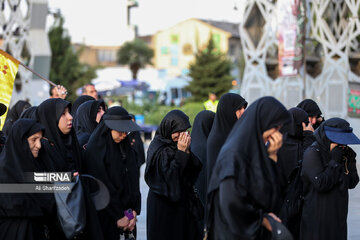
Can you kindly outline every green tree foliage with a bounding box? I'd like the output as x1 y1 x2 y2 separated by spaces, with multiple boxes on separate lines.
186 36 233 101
48 17 97 102
117 38 154 80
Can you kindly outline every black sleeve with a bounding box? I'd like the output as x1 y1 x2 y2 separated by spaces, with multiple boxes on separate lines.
218 177 264 239
348 158 359 189
302 131 315 153
183 152 202 186
302 148 342 193
157 149 190 201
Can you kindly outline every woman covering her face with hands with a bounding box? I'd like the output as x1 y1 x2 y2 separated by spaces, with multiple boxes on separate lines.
145 110 202 240
206 96 291 240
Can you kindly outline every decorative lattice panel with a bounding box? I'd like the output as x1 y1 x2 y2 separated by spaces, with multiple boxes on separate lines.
239 0 360 118
0 0 32 94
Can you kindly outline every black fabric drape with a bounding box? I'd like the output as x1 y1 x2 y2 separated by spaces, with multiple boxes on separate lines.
35 99 103 240
19 106 37 120
0 119 54 240
297 99 322 117
206 93 247 185
145 110 202 240
84 107 141 240
278 107 310 189
74 100 105 147
3 100 31 136
35 98 82 172
190 110 215 204
300 118 359 240
207 96 290 240
71 95 95 116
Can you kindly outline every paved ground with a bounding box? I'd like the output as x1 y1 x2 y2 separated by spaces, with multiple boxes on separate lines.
348 164 360 239
136 158 360 239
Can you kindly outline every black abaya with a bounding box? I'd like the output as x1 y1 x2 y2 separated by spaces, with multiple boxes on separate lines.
145 110 202 240
206 93 247 185
0 119 54 240
207 96 290 240
300 118 359 240
84 107 141 240
190 110 215 204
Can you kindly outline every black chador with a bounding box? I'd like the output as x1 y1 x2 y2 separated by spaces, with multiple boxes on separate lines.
71 95 95 116
35 98 82 172
278 107 314 189
3 100 31 136
74 99 105 147
19 106 37 120
207 97 290 240
0 119 53 240
145 110 202 240
190 110 215 205
300 118 359 240
206 93 247 186
84 107 141 240
35 98 104 240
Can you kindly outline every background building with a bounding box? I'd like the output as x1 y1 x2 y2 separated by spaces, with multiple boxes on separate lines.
152 18 241 77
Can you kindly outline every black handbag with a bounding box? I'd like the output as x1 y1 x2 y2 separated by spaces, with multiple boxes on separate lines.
188 186 204 220
54 175 86 239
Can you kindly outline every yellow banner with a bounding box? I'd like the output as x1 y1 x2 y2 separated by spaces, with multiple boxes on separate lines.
0 50 19 130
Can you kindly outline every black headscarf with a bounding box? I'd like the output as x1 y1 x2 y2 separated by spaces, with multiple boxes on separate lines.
35 98 82 172
71 95 95 116
208 96 290 211
297 99 322 117
74 100 105 146
313 118 350 159
0 119 51 217
19 106 38 120
0 119 45 182
145 109 194 200
206 93 247 183
84 107 141 218
191 110 216 163
190 110 215 203
281 107 308 139
3 100 31 136
147 110 191 162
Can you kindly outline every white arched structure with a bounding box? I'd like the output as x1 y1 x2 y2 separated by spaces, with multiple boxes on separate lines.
240 0 360 118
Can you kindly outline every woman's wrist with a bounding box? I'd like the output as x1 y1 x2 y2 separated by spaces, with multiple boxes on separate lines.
268 153 278 162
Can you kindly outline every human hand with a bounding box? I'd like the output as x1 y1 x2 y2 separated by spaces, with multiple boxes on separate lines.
117 216 130 229
177 132 191 152
262 213 281 232
267 131 283 162
56 85 68 99
126 211 137 231
302 122 314 132
331 146 345 163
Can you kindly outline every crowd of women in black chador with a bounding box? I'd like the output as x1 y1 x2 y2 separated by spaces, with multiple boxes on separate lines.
0 92 359 240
